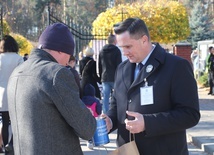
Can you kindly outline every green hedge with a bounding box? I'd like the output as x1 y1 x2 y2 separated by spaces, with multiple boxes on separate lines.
197 72 209 87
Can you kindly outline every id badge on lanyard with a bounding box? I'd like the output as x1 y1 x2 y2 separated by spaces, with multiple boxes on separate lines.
140 78 154 106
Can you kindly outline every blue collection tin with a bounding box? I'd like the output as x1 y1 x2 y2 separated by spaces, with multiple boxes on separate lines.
93 118 110 146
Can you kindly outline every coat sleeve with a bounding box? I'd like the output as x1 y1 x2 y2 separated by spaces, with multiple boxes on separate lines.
144 59 200 137
90 60 101 84
106 66 120 131
52 68 96 140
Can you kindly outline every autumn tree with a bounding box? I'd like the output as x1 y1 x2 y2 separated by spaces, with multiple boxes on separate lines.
0 0 42 41
63 0 107 27
115 0 137 5
92 0 190 44
34 0 61 15
2 20 10 36
11 33 34 56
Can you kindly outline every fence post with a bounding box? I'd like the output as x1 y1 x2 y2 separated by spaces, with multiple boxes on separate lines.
0 5 3 39
47 2 50 26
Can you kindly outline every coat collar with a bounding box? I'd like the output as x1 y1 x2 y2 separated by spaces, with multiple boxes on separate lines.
30 48 58 63
122 43 166 91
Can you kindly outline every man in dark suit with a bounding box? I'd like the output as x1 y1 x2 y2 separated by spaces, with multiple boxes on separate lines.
103 18 200 155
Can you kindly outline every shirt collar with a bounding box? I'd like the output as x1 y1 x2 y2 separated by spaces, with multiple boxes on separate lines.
137 44 156 66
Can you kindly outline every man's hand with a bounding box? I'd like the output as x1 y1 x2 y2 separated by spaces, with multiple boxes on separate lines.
124 111 145 134
101 114 113 132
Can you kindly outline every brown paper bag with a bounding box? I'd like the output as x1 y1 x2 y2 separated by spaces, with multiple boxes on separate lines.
108 140 139 155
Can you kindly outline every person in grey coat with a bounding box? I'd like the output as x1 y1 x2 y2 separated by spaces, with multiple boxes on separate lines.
7 23 96 155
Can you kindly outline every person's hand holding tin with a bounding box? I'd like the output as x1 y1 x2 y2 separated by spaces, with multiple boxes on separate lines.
101 114 113 132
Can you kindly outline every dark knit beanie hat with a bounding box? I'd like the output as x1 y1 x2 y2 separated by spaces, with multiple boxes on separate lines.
38 23 75 56
84 84 95 96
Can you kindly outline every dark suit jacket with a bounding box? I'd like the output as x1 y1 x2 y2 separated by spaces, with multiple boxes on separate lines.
107 44 200 155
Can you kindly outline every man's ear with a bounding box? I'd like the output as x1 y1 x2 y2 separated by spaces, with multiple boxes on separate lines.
141 35 148 44
139 35 146 44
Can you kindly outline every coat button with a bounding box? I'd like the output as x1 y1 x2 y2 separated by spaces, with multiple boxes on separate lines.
129 99 131 103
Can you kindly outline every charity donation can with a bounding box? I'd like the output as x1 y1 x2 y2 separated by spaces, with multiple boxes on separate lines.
93 117 110 146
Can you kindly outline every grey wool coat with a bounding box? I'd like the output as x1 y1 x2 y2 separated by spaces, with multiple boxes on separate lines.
7 49 96 155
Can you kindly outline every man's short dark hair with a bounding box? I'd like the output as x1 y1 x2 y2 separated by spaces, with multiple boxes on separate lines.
114 18 150 40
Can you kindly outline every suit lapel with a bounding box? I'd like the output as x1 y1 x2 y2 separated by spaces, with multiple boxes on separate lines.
131 60 159 87
122 62 136 90
128 44 166 92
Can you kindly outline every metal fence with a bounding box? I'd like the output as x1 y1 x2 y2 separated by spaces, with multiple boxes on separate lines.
49 12 110 61
0 6 111 61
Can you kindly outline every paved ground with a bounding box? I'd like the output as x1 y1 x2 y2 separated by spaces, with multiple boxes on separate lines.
81 86 214 155
81 131 210 155
187 86 214 155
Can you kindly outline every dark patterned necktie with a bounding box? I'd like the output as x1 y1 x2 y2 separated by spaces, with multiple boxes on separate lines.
138 63 143 71
134 63 143 80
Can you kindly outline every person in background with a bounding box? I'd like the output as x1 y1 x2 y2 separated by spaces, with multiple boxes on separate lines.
78 51 84 61
66 55 82 98
79 47 101 99
207 46 214 95
7 23 96 155
81 84 102 149
191 49 199 78
0 35 23 154
99 34 122 114
191 49 198 65
103 17 200 155
23 53 29 61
